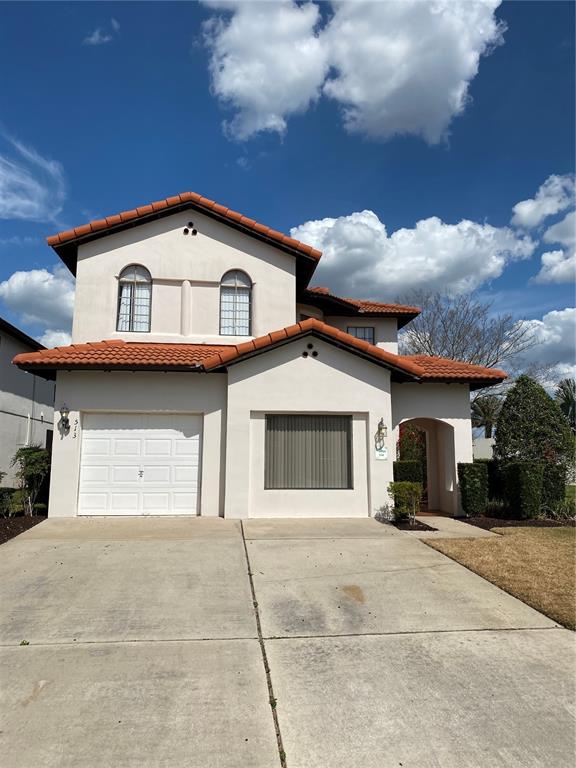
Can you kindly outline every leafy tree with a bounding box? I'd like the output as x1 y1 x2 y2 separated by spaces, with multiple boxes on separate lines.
494 376 573 468
555 378 576 433
471 394 502 438
399 291 536 368
10 446 51 516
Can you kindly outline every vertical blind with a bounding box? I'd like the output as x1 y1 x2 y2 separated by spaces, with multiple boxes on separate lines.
265 415 352 489
117 265 152 332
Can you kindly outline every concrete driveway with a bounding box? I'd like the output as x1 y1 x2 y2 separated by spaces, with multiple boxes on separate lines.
0 517 574 767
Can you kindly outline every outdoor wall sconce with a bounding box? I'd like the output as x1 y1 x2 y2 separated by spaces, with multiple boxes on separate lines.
374 418 388 449
59 404 70 433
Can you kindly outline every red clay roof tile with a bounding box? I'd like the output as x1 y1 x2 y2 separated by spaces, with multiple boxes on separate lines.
46 192 322 264
13 322 506 385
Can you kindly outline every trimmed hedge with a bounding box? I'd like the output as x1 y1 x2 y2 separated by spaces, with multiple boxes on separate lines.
474 458 504 500
393 460 423 484
504 461 544 519
542 463 567 510
0 487 17 515
458 463 488 517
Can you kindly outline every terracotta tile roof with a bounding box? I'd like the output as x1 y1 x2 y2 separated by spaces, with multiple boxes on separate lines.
398 355 507 382
13 319 506 386
302 287 421 322
13 340 228 370
47 192 322 270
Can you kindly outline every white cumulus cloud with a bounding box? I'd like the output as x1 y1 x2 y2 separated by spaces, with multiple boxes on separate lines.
38 329 72 348
203 1 328 139
202 0 504 142
511 174 575 229
532 249 576 285
0 136 66 223
543 210 575 248
291 209 535 298
517 308 576 381
0 265 75 331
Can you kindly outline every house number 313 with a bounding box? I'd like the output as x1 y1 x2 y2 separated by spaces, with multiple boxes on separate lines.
72 419 79 439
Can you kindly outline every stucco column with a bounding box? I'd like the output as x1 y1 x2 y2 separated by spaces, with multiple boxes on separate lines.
180 280 191 336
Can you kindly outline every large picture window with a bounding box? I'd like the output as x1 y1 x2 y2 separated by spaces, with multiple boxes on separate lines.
117 265 152 332
265 415 353 489
220 270 252 336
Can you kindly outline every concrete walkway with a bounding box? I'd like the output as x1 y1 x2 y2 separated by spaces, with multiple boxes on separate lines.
1 517 574 767
412 514 499 539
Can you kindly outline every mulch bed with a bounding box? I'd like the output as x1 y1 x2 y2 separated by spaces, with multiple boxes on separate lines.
462 516 575 530
0 516 47 545
393 519 438 532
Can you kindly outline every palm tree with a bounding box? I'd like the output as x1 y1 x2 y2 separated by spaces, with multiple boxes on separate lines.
555 378 576 433
471 394 502 438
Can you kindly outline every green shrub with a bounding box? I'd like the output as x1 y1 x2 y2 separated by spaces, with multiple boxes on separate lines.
393 460 423 483
504 461 544 519
388 481 422 524
458 463 488 517
541 463 567 511
474 458 504 501
0 487 17 517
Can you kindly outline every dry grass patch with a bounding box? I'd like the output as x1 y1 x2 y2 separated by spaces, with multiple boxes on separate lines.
427 527 576 630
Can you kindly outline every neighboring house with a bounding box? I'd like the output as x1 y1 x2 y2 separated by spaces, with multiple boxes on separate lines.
1 318 55 485
473 437 495 460
14 191 505 518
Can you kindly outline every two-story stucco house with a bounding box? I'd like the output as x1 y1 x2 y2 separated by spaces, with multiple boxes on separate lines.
1 318 55 485
14 192 505 519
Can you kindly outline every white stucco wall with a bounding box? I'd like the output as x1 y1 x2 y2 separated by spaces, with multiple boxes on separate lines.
72 210 297 344
324 316 399 353
391 383 473 515
225 338 394 518
48 371 227 518
0 332 54 485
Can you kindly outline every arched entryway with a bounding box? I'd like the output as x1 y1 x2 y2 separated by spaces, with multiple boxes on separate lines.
398 418 458 516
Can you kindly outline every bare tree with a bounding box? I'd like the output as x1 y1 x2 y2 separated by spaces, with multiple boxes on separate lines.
398 291 537 369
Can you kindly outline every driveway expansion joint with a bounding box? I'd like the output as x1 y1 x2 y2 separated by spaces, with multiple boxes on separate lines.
262 625 563 641
241 520 287 768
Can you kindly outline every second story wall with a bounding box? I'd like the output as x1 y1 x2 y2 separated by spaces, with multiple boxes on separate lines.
72 210 297 344
323 316 398 354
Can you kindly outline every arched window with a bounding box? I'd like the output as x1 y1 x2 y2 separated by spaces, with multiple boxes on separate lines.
220 270 252 336
117 265 152 332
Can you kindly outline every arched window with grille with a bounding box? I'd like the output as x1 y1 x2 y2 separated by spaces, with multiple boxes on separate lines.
220 270 252 336
116 265 152 332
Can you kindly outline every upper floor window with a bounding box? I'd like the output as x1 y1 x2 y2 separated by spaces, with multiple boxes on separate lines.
117 265 152 332
220 270 252 336
347 326 375 344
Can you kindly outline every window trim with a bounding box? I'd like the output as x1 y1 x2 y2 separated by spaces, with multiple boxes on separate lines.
116 264 152 333
347 326 375 345
219 269 252 336
264 414 354 490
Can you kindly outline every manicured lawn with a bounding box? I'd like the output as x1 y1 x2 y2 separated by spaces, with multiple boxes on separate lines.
427 526 576 630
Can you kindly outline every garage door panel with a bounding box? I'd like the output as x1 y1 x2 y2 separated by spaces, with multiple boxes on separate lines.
112 465 141 484
174 466 198 484
82 438 112 457
79 493 108 512
142 466 171 484
144 438 172 456
173 493 197 510
79 414 201 516
174 439 199 456
142 493 170 512
110 493 139 513
114 439 142 456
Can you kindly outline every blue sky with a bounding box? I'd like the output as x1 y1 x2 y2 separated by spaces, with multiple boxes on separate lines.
0 1 574 372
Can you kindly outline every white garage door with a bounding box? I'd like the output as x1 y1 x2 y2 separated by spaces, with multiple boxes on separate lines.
78 413 201 516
